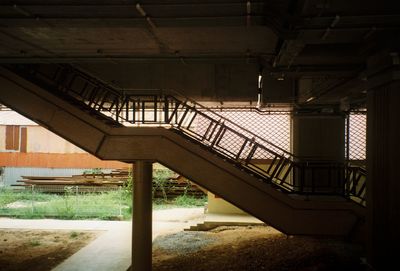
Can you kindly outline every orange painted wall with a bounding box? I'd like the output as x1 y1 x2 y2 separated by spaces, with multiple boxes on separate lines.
0 152 128 169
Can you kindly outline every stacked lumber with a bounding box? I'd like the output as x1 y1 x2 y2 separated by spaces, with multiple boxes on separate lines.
13 171 127 193
13 169 206 198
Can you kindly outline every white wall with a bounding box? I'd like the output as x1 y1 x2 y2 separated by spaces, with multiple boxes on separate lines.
27 126 85 153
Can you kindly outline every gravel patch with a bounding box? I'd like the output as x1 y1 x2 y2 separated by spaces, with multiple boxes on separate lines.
153 226 365 271
153 231 217 255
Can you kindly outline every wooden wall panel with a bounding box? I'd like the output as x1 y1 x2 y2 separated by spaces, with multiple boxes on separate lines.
13 125 20 150
5 125 20 150
5 125 13 150
20 127 27 153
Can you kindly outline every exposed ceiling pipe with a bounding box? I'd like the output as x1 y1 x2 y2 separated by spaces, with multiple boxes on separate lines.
13 4 31 17
363 27 377 40
12 4 53 27
135 3 146 17
136 3 157 28
321 27 331 40
321 14 340 40
0 55 262 63
0 17 395 33
174 51 187 65
0 29 56 57
330 15 341 28
135 2 169 53
246 1 251 27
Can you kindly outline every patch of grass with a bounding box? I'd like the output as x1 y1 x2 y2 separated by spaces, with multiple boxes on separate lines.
0 189 131 220
1 188 206 220
153 195 207 209
0 188 55 208
173 195 207 207
29 240 41 247
70 231 79 238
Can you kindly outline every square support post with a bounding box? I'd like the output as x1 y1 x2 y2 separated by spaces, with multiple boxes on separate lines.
132 161 153 271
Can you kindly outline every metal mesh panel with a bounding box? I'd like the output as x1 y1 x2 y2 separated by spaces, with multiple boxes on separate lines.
215 128 248 159
348 111 367 161
197 110 291 153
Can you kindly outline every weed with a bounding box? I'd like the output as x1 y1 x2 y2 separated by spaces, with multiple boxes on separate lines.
152 169 174 202
123 168 133 196
174 195 207 207
83 168 103 174
0 186 206 220
29 240 41 247
0 188 55 208
153 195 207 209
70 231 79 238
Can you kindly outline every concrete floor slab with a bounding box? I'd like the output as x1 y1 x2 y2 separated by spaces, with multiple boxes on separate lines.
204 213 264 224
0 209 268 271
0 208 205 271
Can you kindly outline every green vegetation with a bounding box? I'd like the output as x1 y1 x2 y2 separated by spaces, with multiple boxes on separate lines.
70 231 79 238
0 166 205 219
0 187 131 220
29 240 41 247
82 168 103 174
152 168 174 201
173 195 207 207
0 186 206 220
122 167 133 197
153 194 207 209
0 188 55 207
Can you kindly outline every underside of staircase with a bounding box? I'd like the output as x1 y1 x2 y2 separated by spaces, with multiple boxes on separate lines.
0 65 365 237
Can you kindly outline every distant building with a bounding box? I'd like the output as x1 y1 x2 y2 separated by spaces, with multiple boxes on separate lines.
0 109 127 186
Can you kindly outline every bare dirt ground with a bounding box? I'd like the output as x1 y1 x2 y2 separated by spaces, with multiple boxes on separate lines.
0 229 100 271
153 226 365 271
0 225 365 271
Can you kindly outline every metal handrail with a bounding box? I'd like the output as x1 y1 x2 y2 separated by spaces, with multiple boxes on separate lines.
5 64 366 205
165 89 295 158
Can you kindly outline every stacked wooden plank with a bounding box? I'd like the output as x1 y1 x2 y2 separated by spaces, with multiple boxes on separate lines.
13 169 206 198
13 171 127 193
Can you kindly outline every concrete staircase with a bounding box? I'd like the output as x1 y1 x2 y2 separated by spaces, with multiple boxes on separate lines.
0 66 365 237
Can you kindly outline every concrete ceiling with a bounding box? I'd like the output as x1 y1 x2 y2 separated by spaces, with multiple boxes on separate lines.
0 0 399 108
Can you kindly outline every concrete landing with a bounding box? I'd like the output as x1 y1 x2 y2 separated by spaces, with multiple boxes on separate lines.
0 210 264 270
185 213 264 231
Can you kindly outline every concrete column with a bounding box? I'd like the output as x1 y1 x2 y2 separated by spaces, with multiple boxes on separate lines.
132 161 153 271
291 114 345 193
367 81 400 270
292 114 345 162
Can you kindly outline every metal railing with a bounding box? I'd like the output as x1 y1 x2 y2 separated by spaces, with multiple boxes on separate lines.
345 166 366 205
6 64 366 205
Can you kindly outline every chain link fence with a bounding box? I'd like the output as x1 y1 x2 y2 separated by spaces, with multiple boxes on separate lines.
196 109 291 153
195 107 366 164
346 110 367 162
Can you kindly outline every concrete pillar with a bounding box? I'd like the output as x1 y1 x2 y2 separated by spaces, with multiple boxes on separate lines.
292 114 345 162
132 161 153 271
367 81 400 270
291 114 345 193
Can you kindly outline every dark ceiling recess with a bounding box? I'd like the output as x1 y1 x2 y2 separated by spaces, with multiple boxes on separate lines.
0 0 399 107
